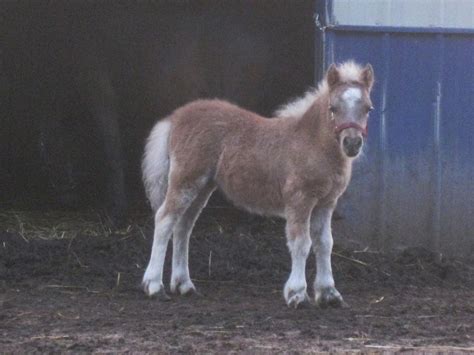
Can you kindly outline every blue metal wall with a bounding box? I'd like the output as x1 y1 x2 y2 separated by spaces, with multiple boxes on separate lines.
315 2 474 257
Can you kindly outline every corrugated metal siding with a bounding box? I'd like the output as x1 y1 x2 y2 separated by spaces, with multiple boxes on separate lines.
316 1 474 257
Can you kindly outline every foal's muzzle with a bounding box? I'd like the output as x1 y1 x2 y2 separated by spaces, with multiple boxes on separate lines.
335 122 367 158
342 136 363 157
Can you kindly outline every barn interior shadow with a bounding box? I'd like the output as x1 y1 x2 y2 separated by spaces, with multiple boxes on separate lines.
0 0 315 223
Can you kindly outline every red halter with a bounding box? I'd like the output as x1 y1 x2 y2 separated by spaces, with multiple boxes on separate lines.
334 122 368 138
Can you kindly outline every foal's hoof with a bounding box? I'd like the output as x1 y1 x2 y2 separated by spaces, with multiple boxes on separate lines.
286 289 311 309
181 287 203 298
315 287 347 309
170 279 198 297
142 280 171 301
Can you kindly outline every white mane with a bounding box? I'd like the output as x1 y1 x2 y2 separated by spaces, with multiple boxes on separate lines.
274 61 363 119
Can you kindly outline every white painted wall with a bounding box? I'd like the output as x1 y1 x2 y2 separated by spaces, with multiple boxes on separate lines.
332 0 474 29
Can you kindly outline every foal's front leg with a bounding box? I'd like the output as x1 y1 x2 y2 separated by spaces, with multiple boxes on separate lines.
311 205 345 308
284 210 312 308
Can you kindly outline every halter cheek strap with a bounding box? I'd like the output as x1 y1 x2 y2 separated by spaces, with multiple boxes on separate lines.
334 122 368 138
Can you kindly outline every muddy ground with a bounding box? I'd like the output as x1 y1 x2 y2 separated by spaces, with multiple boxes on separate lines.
1 207 473 353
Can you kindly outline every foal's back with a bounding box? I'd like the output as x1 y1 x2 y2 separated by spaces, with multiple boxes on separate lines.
170 99 283 149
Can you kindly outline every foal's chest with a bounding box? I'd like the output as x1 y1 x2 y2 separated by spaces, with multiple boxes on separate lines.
324 170 351 202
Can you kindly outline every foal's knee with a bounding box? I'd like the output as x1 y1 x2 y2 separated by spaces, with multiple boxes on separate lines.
287 235 312 258
313 234 333 254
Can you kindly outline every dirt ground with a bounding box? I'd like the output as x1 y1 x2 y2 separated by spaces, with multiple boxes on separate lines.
1 207 473 353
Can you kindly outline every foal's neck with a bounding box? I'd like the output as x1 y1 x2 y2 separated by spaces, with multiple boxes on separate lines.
296 96 333 143
292 95 350 167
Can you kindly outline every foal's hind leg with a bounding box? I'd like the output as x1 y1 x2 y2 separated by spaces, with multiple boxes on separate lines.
311 204 345 308
171 185 215 295
142 176 206 299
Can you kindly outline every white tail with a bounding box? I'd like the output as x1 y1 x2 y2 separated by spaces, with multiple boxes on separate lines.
142 119 172 212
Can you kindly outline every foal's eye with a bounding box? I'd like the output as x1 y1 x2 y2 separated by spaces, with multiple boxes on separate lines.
329 105 337 114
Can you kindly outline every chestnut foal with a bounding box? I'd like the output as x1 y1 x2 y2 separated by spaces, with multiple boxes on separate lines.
142 61 374 308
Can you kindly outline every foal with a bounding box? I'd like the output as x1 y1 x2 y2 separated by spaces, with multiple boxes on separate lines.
142 61 374 308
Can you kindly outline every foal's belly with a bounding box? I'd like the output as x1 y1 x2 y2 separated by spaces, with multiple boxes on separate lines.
218 184 286 218
215 159 285 218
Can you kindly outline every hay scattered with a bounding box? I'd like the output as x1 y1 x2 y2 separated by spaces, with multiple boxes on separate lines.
0 210 151 241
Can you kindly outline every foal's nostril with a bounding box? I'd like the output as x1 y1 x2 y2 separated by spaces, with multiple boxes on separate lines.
343 137 362 149
342 137 350 148
354 137 362 149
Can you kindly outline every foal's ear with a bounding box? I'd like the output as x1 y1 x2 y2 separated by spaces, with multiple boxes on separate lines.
361 64 374 91
326 64 340 88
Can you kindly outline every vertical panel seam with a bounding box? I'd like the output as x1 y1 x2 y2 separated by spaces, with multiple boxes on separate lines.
378 33 391 250
432 34 444 254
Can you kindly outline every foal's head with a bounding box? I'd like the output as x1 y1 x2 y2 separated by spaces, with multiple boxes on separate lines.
326 62 374 158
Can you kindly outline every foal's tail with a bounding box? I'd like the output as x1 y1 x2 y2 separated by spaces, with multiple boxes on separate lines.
142 119 172 212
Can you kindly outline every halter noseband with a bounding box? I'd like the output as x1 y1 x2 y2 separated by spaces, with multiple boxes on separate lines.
334 122 368 138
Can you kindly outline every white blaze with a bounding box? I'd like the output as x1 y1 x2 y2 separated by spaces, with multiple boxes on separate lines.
342 87 362 110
